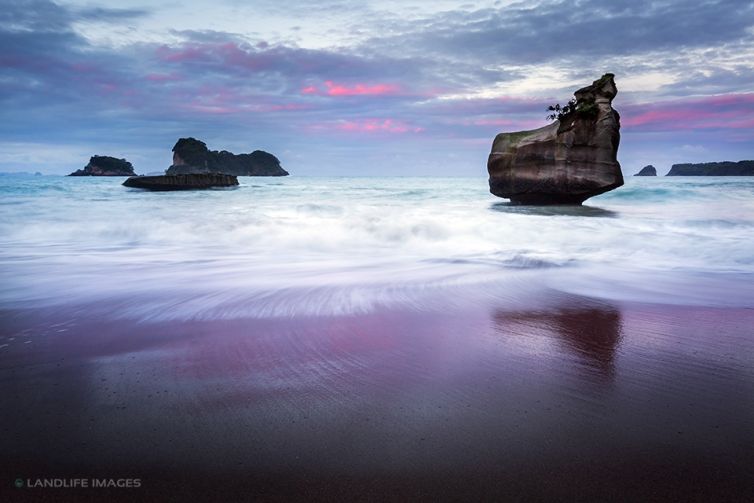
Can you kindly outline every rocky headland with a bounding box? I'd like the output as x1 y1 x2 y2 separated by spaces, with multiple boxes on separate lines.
634 165 657 176
666 160 754 176
166 138 288 176
69 156 136 176
487 73 623 204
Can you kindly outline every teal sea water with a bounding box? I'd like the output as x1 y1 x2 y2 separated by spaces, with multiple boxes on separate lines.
1 175 753 319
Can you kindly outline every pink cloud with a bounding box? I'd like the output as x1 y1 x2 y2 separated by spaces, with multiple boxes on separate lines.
70 62 96 73
338 119 422 133
325 81 399 96
97 83 118 94
266 103 310 112
155 42 285 72
308 118 423 134
622 93 754 131
174 83 310 115
302 81 401 97
155 44 208 63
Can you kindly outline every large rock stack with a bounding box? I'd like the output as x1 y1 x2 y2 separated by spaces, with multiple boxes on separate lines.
487 74 624 204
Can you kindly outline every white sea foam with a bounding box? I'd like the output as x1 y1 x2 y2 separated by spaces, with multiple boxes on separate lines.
1 176 753 319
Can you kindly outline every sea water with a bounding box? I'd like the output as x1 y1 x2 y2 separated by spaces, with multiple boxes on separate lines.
1 175 753 320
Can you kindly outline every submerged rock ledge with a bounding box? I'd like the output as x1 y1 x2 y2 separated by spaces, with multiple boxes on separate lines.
487 73 624 205
123 173 238 191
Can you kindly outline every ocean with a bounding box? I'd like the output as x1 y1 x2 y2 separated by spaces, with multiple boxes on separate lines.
2 175 754 500
1 175 753 318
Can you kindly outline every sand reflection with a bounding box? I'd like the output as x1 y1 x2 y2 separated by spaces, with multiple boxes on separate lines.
493 300 623 380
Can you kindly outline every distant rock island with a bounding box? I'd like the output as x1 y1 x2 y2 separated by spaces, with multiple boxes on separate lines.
166 138 288 176
634 165 657 176
69 156 135 176
666 160 754 176
487 73 623 204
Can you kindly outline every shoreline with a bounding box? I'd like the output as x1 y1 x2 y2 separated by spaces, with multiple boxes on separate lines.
2 297 753 500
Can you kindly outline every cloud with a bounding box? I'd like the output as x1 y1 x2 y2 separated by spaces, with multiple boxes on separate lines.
363 0 754 64
73 6 150 21
309 118 424 134
302 81 402 96
0 0 752 175
353 0 754 99
0 0 148 33
622 94 754 133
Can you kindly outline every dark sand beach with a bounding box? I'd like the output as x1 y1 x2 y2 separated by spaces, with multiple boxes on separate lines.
2 294 753 501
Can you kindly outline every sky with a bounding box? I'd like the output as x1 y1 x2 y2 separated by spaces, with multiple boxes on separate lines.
1 0 753 176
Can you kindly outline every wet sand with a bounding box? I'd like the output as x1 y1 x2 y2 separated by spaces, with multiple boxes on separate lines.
1 294 753 501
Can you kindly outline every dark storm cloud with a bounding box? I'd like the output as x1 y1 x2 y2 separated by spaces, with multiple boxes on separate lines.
0 1 140 138
366 0 754 64
353 0 754 99
0 0 147 32
153 32 427 90
0 0 70 32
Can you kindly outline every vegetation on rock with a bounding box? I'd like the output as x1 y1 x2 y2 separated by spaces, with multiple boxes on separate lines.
546 97 598 122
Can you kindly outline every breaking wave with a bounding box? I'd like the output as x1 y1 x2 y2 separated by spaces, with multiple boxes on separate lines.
1 175 753 319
